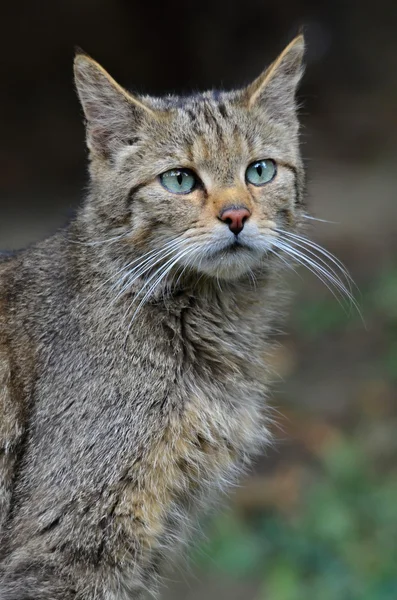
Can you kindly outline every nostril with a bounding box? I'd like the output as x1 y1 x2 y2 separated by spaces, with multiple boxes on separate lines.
219 206 251 235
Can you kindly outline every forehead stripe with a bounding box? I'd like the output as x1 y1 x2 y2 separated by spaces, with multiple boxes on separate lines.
202 103 223 138
217 103 228 119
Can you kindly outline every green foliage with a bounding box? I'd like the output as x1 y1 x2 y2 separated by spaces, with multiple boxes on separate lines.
293 263 397 381
294 298 351 339
368 265 397 380
193 263 397 599
195 438 397 600
370 266 397 320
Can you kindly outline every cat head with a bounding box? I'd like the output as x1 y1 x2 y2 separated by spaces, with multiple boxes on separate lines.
74 36 305 282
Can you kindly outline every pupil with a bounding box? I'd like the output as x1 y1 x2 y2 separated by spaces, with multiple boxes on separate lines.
177 172 183 186
256 164 263 177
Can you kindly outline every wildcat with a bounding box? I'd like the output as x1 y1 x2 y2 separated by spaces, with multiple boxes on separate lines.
0 35 334 599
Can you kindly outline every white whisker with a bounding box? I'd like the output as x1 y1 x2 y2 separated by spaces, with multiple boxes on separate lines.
111 238 186 303
246 267 258 290
272 227 364 322
302 214 338 224
274 228 355 296
270 248 303 279
274 228 354 290
274 240 350 299
74 236 184 311
272 239 360 316
123 244 200 345
135 244 200 305
67 232 129 246
112 237 185 289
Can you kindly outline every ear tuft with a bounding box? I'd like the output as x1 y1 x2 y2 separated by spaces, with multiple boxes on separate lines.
74 46 89 59
245 35 305 123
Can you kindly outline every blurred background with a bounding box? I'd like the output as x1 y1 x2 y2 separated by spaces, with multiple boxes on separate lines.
1 1 397 598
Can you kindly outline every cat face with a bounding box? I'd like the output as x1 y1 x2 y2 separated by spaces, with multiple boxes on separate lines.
75 37 305 281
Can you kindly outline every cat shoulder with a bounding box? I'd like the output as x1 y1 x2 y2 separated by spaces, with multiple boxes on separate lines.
0 253 23 445
0 255 22 527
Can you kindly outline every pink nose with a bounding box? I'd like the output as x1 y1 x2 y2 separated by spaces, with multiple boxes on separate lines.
219 206 251 235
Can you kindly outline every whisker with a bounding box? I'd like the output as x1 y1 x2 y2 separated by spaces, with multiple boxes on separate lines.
74 236 184 311
246 267 258 290
134 244 201 304
274 240 352 301
273 241 347 311
274 228 354 289
123 244 200 345
302 214 338 224
107 246 174 296
216 274 223 294
67 232 129 246
172 255 196 290
118 244 189 329
112 237 185 288
281 240 364 323
274 228 355 296
276 233 364 325
110 238 186 303
272 239 359 316
270 249 303 279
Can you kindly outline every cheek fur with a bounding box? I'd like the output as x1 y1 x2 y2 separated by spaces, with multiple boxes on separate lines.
134 184 204 232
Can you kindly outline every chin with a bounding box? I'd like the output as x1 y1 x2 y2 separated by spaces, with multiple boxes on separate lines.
192 245 265 280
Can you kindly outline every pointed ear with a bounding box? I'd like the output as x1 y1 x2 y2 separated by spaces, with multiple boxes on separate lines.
74 53 155 159
244 35 305 123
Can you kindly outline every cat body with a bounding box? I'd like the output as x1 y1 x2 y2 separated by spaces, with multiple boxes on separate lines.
0 36 305 599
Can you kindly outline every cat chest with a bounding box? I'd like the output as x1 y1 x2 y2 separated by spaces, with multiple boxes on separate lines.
112 391 266 552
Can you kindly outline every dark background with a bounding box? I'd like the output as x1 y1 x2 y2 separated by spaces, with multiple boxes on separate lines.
1 2 397 250
1 2 397 599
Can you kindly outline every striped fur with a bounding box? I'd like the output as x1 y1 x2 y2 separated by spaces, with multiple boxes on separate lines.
0 37 306 599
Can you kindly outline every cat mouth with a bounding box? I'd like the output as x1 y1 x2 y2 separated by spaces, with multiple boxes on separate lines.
215 238 252 255
187 236 264 279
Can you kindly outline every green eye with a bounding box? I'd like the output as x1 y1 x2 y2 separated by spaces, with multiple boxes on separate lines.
245 159 276 186
160 169 197 194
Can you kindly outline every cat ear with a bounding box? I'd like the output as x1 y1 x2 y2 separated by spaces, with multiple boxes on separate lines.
244 35 305 123
74 52 155 158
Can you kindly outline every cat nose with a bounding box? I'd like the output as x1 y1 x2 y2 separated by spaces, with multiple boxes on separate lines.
219 206 251 235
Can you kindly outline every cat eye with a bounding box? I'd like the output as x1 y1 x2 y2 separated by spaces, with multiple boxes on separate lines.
160 169 197 195
245 159 276 186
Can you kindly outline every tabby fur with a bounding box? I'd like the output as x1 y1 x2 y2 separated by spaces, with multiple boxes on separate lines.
0 36 305 599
